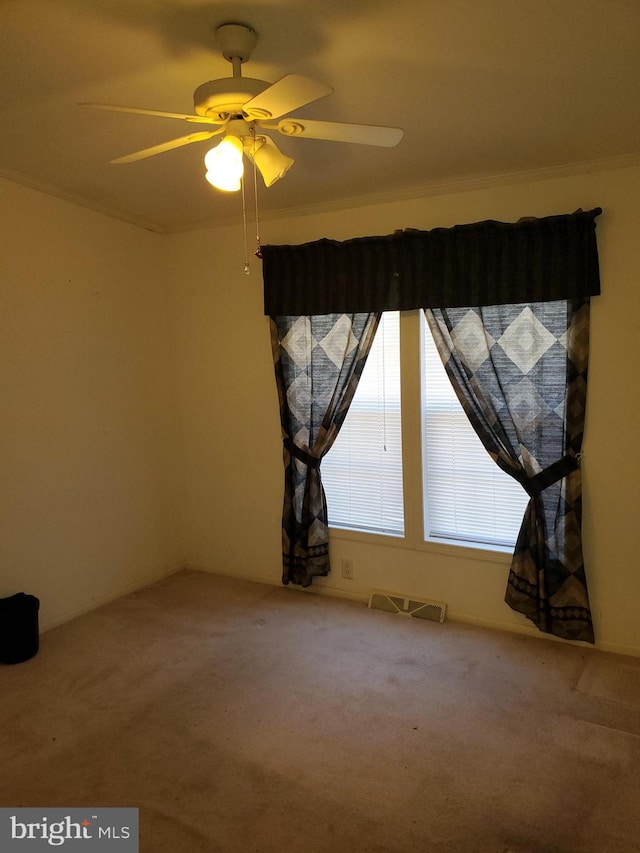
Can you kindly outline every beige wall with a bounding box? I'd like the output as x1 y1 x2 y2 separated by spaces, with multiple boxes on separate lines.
166 164 640 656
0 179 184 629
3 164 639 655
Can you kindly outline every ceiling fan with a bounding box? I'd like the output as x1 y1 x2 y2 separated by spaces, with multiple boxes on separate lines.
81 22 404 191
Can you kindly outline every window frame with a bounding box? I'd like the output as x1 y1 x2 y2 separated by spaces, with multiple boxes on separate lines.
327 309 518 565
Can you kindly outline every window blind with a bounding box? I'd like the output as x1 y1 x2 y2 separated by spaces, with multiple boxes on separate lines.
422 315 530 547
322 312 404 536
324 312 530 547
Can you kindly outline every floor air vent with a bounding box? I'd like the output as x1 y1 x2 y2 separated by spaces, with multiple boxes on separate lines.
368 590 447 623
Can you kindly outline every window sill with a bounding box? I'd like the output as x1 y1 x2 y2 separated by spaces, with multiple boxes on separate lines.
328 526 514 566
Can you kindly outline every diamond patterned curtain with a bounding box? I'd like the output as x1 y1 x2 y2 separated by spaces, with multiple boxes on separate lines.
271 313 381 586
425 299 593 643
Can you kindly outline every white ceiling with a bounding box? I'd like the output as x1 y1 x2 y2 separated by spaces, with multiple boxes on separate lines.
2 0 640 233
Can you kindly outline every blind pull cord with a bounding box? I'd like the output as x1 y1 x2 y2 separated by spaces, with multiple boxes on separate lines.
382 316 388 452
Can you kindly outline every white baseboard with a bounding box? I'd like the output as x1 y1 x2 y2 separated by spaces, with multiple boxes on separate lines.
594 638 640 659
447 611 640 658
447 609 579 645
31 557 640 659
39 562 186 633
185 562 369 603
185 562 281 588
185 563 640 659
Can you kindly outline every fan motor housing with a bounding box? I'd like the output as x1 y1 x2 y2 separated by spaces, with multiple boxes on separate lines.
193 77 270 119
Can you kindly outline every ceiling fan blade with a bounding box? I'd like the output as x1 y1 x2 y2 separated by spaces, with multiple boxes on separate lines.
243 74 332 120
264 118 404 147
110 129 223 164
80 103 222 125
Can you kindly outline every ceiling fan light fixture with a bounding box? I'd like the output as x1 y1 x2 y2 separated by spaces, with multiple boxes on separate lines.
204 135 244 192
83 19 404 199
251 138 294 187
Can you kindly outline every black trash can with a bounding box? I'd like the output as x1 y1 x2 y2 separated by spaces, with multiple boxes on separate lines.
0 593 40 664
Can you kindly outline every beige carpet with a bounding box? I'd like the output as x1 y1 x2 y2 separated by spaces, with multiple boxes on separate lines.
1 570 639 852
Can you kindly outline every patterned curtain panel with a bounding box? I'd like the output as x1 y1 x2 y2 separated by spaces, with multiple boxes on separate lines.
425 299 593 643
271 313 381 587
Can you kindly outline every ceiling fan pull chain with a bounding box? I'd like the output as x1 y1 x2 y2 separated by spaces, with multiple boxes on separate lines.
241 176 250 275
252 132 263 259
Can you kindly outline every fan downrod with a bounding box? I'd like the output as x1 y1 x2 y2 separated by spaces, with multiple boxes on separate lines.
193 23 266 118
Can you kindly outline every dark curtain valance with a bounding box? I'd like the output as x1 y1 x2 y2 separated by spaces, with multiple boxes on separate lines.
262 208 602 315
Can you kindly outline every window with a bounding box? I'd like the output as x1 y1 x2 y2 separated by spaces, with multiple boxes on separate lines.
321 312 404 536
322 311 529 550
422 314 529 547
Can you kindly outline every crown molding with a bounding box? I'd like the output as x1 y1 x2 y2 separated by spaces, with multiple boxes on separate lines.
3 151 640 236
257 151 640 222
0 168 167 233
169 151 640 233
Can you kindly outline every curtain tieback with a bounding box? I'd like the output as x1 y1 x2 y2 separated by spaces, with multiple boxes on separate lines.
283 439 321 469
522 452 581 497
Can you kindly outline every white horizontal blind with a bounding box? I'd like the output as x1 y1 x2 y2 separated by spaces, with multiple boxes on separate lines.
422 315 530 547
323 312 404 536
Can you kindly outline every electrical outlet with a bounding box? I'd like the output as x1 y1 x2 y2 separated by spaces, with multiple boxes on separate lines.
341 559 354 580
